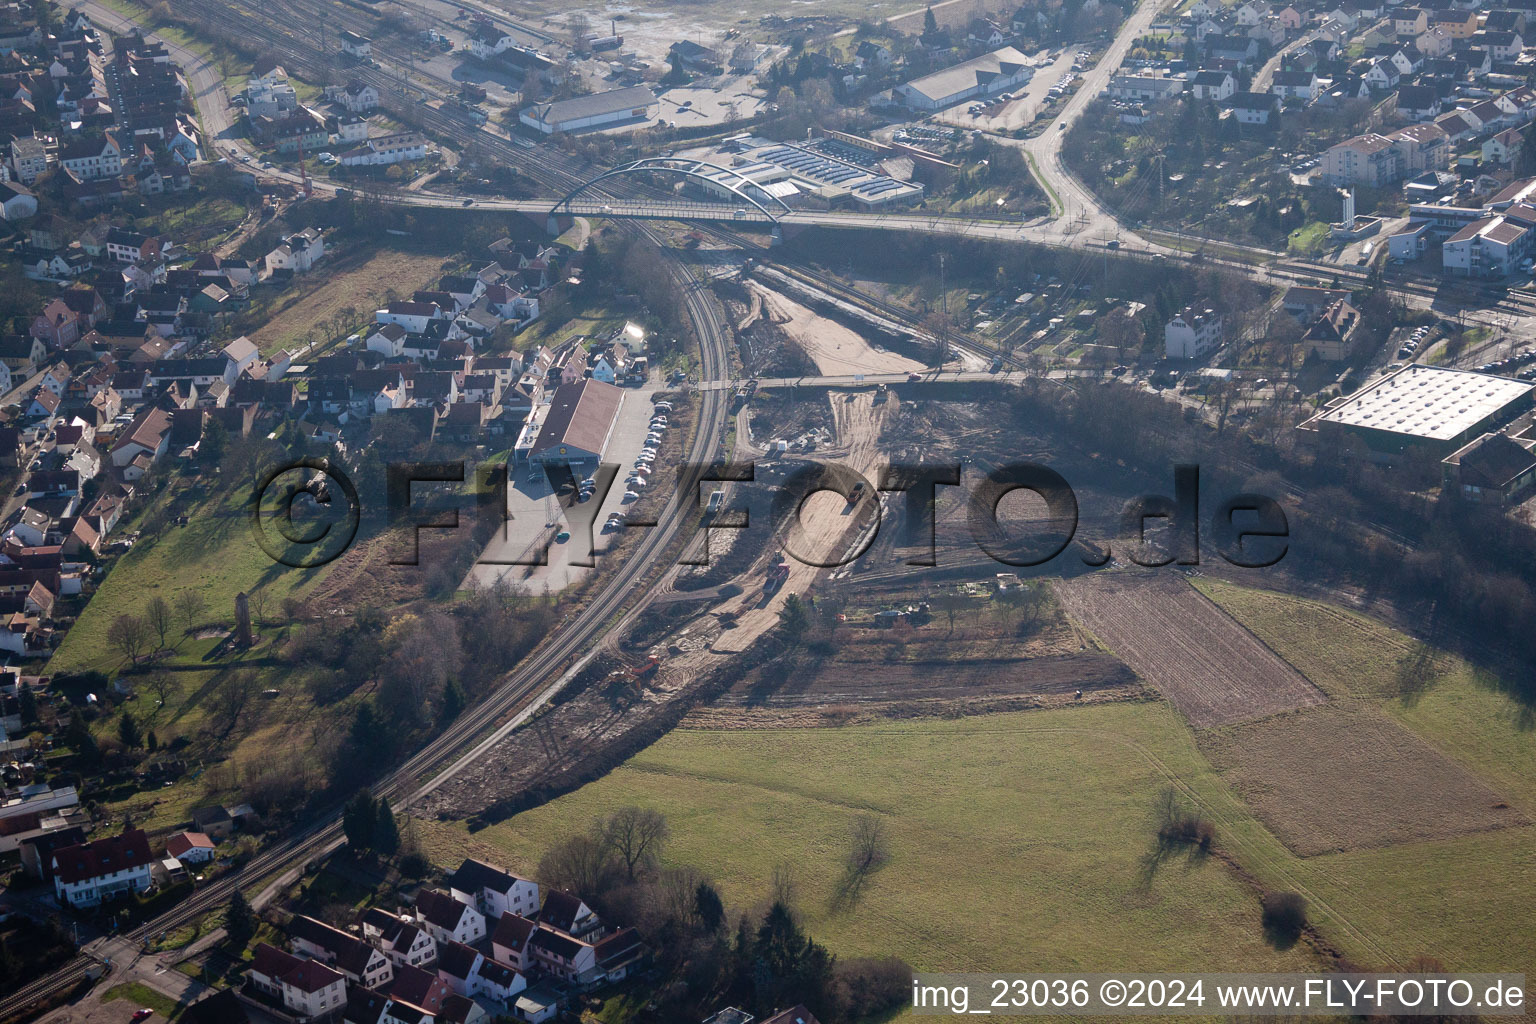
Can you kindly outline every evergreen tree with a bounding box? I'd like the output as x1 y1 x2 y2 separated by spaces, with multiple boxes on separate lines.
752 902 835 1017
226 890 256 949
342 789 379 850
147 731 159 753
922 5 939 37
778 595 810 644
66 709 99 764
695 882 725 933
17 685 36 726
373 798 400 856
117 711 142 749
438 679 466 725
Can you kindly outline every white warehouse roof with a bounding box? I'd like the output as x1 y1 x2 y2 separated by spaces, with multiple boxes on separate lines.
1312 363 1534 441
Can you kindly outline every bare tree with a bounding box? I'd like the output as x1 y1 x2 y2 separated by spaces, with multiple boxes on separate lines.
108 614 152 665
846 814 890 877
538 832 615 895
211 670 259 740
174 589 207 635
247 588 269 626
145 595 172 650
146 670 175 715
771 861 797 910
601 806 669 880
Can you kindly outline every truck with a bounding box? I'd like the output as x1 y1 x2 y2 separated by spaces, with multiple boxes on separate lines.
764 559 791 594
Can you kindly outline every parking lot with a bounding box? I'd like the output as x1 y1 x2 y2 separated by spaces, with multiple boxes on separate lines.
467 383 665 593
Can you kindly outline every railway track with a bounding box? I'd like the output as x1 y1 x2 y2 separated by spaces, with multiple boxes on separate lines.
0 11 735 1022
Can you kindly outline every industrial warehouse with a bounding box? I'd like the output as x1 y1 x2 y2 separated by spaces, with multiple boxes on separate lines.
519 86 657 134
1298 363 1536 460
893 46 1035 111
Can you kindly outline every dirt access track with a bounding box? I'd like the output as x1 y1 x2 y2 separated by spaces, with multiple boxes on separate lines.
745 280 926 378
1053 573 1327 729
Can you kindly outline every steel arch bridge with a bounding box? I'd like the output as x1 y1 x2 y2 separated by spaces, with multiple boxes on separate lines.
549 157 794 224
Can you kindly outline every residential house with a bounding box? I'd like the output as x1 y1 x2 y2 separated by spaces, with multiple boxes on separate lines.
58 131 121 179
289 914 395 989
1429 9 1477 39
365 322 408 358
375 301 443 335
1365 59 1400 91
1394 7 1428 35
164 831 215 864
539 890 602 939
51 828 153 907
491 914 539 972
0 179 35 219
264 228 325 275
1272 69 1319 102
363 908 439 969
1300 298 1362 360
248 943 348 1021
1396 82 1440 120
1484 126 1524 165
1164 305 1223 360
1191 70 1236 101
1478 31 1524 63
109 406 172 468
415 889 487 946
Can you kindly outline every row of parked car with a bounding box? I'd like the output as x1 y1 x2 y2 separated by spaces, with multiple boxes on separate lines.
605 399 675 531
1398 323 1435 359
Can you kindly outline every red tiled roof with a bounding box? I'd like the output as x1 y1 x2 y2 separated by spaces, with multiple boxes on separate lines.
51 828 151 885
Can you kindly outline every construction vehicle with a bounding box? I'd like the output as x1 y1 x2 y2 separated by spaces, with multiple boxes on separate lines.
764 557 790 595
872 383 888 405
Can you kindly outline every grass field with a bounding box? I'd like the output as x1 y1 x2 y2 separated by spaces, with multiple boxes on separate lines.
50 482 323 678
140 193 251 249
421 703 1323 985
1196 580 1536 980
245 248 448 356
102 981 184 1020
48 474 347 830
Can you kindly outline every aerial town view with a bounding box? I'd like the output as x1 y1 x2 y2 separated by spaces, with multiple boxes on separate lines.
0 0 1534 1019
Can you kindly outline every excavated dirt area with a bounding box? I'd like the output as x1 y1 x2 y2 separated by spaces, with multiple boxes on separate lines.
744 280 926 377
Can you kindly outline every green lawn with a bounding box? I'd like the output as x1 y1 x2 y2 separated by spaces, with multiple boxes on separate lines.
1286 221 1331 256
50 481 322 677
423 704 1323 985
1196 580 1536 982
102 981 184 1020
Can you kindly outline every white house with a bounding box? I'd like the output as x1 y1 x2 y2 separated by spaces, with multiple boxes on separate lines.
375 301 443 334
0 180 37 219
415 889 487 946
467 24 515 60
366 322 409 358
1191 70 1235 101
264 229 325 275
58 132 121 180
363 908 440 969
249 943 348 1021
164 831 215 864
339 29 372 57
1164 305 1224 359
288 914 395 990
338 131 426 166
51 829 154 907
448 858 541 921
